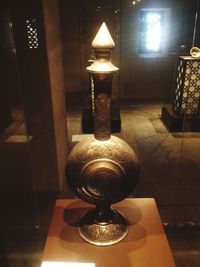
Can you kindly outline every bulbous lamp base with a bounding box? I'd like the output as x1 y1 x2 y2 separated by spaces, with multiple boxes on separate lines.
66 135 140 246
78 205 128 246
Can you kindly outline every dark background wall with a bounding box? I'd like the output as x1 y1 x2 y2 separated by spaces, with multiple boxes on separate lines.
11 0 61 191
59 0 199 105
0 0 67 193
0 1 20 107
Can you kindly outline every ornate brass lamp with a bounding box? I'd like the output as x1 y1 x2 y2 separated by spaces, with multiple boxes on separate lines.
66 23 139 246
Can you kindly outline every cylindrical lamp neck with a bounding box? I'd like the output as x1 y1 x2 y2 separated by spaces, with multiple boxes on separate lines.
94 93 111 141
92 73 113 141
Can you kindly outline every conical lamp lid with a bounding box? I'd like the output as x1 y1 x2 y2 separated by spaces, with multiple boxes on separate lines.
92 22 115 49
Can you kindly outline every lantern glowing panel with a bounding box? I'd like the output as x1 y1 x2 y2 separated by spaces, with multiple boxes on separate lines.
173 56 200 116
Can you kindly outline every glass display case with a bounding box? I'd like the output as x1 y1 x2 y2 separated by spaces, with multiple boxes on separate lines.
0 0 200 266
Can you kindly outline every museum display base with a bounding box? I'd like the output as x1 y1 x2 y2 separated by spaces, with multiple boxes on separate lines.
41 198 175 267
161 105 200 132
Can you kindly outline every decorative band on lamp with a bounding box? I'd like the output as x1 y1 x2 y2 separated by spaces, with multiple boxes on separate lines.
173 56 200 115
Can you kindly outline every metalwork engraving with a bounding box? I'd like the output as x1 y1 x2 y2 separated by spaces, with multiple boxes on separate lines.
65 22 140 246
94 93 111 141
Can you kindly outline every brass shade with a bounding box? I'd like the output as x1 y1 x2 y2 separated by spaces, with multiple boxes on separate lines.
86 59 118 74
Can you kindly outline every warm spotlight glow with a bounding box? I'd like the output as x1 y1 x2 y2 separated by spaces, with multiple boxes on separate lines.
92 22 115 49
93 138 113 146
41 261 95 267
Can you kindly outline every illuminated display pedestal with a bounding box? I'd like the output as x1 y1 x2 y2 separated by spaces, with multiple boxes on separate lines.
162 56 200 131
41 199 175 267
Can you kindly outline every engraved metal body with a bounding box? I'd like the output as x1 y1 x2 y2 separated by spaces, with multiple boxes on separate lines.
66 135 139 206
66 135 139 246
65 23 139 246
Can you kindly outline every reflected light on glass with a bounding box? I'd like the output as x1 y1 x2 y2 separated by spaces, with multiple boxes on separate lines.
41 261 95 267
132 0 140 5
146 13 161 52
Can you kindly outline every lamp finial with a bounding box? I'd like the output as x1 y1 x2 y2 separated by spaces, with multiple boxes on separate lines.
92 22 115 49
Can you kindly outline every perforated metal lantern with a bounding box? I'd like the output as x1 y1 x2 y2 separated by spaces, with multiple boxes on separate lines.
173 56 200 116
